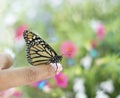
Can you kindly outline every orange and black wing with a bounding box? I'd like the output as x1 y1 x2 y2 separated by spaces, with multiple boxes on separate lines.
23 30 58 66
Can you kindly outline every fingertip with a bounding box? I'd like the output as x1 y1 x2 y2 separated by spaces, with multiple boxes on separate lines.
0 53 14 69
50 63 63 74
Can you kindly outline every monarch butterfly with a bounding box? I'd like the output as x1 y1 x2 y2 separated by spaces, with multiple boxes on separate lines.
23 30 62 71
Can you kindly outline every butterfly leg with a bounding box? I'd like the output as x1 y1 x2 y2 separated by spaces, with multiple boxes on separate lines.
55 63 58 73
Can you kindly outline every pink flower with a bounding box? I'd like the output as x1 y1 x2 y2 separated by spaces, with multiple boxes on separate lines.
14 25 27 49
96 24 105 40
60 41 77 58
0 88 16 98
15 25 27 41
12 89 22 98
54 72 68 88
90 20 105 40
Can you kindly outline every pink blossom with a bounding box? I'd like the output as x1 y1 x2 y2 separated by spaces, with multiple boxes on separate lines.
96 24 105 40
12 89 23 98
60 41 77 58
15 25 27 41
54 72 68 88
0 88 16 98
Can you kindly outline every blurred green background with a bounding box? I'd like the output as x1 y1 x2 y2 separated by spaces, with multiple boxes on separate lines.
0 0 120 98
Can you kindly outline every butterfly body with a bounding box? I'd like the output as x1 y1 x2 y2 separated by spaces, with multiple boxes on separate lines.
23 30 62 66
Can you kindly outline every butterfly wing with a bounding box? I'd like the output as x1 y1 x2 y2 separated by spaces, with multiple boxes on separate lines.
23 30 58 66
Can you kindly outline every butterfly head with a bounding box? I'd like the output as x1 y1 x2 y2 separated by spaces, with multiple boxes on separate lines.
57 55 63 62
50 55 62 63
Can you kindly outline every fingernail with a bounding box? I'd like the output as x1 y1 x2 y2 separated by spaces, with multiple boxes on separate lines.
50 63 63 74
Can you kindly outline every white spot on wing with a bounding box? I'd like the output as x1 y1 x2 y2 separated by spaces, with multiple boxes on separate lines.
33 36 36 39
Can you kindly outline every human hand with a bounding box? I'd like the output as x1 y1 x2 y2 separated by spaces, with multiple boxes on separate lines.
0 53 62 91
